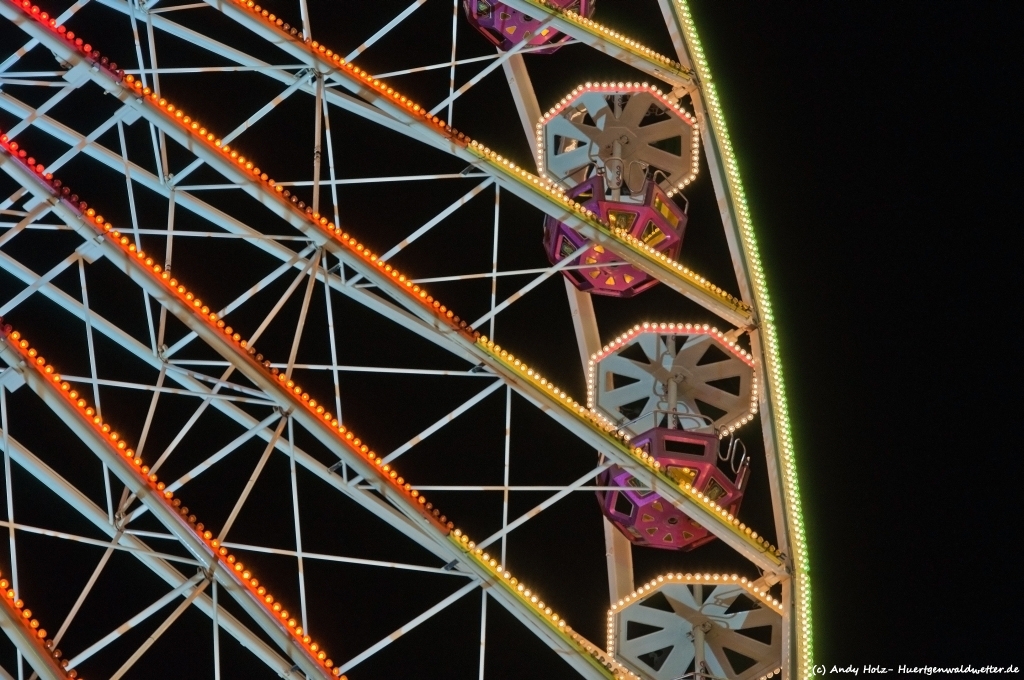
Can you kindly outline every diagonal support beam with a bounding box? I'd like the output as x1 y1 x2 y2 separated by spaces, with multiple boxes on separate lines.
118 0 749 325
0 431 300 678
0 110 786 575
0 337 332 680
499 0 694 87
343 0 426 63
0 147 627 680
336 580 479 675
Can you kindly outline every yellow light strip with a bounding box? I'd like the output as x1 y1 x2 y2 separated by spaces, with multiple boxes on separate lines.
465 138 749 314
446 531 637 679
474 336 783 564
508 0 691 81
586 322 759 438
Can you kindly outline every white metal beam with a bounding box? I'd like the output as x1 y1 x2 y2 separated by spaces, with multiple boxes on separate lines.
501 0 693 88
0 432 300 678
336 580 479 675
0 142 623 680
99 0 752 325
0 594 65 680
0 339 332 680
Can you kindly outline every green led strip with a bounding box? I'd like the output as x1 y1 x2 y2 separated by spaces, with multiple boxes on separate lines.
671 1 813 676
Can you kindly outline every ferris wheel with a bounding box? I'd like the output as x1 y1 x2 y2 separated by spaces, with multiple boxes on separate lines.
0 0 810 678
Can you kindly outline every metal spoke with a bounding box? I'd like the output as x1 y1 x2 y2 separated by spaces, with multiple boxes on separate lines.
3 84 76 140
108 578 210 680
346 379 503 487
1 387 18 594
500 386 510 565
162 244 317 359
469 250 579 329
477 465 610 550
287 418 309 631
446 0 458 126
0 251 79 316
477 590 487 680
428 33 539 117
0 201 50 249
65 573 205 668
223 541 470 576
371 40 578 79
217 417 288 541
285 249 322 379
342 0 427 63
50 530 124 647
378 179 494 263
320 253 343 422
0 518 201 567
170 71 314 186
336 580 479 675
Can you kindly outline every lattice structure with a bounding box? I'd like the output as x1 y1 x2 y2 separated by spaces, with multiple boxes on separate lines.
0 0 810 678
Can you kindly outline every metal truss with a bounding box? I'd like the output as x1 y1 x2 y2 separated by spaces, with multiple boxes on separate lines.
0 22 781 573
0 0 810 677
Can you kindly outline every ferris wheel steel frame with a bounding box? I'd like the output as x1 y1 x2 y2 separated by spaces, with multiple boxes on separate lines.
0 56 778 580
0 0 782 576
0 0 812 677
0 142 627 679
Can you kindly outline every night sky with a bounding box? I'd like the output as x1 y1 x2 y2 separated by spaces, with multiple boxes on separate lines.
0 0 1021 677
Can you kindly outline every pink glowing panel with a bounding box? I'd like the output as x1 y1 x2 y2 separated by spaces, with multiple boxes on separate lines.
462 0 595 54
542 175 687 297
596 428 748 551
